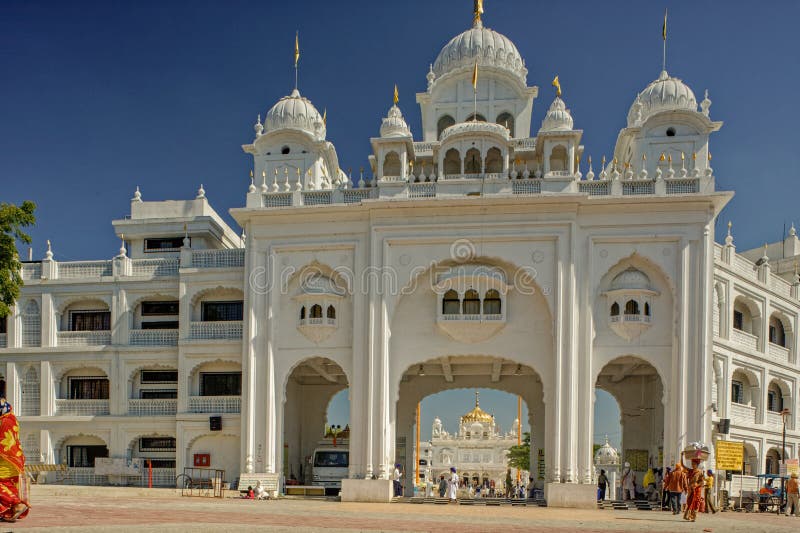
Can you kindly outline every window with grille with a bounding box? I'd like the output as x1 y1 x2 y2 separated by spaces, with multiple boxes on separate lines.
140 389 177 399
141 321 179 329
144 237 185 252
483 289 501 314
0 317 6 334
201 301 243 321
69 377 109 400
733 310 744 331
141 301 179 315
200 372 241 396
731 380 744 404
70 311 110 331
144 459 176 468
463 290 480 314
140 437 176 452
21 300 40 347
442 290 460 314
309 304 322 319
67 445 108 467
326 305 336 319
20 366 40 416
141 371 178 383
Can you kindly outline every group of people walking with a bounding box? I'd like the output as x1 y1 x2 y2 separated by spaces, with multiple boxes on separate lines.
661 459 715 521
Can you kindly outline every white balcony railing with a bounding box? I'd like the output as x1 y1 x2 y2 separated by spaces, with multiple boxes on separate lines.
768 342 790 363
55 399 110 416
0 333 6 348
438 313 505 322
67 467 108 486
766 411 785 428
298 318 337 326
59 260 113 279
188 396 241 413
731 328 759 352
129 329 179 346
730 402 757 425
57 330 111 346
190 249 244 269
128 399 177 416
189 321 242 340
130 258 179 277
610 314 653 324
21 263 41 280
144 468 177 487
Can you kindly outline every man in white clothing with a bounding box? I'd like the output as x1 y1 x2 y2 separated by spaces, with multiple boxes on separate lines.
393 463 403 497
448 467 459 501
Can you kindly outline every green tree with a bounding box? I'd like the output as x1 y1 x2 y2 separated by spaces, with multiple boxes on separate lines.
507 431 530 472
0 201 36 318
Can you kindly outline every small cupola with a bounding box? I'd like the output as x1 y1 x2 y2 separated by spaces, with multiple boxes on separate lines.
603 267 659 340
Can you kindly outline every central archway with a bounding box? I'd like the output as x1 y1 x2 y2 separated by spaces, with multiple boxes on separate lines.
395 356 544 496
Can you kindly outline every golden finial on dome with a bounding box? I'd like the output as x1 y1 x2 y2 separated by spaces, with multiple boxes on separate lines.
473 0 484 26
461 390 494 424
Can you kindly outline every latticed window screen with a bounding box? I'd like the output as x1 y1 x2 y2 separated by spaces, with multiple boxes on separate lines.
201 301 243 321
20 366 40 416
21 300 41 347
731 380 744 404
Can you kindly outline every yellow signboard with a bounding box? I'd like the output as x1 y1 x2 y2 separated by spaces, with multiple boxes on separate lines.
715 440 744 471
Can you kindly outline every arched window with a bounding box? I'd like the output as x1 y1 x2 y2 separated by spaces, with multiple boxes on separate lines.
310 304 322 319
22 299 41 348
549 145 568 172
644 302 651 316
766 449 782 475
300 306 306 320
485 147 502 173
463 289 480 315
496 112 515 137
625 300 640 315
437 115 455 140
483 289 501 315
383 151 401 177
20 366 40 416
465 148 482 174
465 113 486 122
767 382 784 412
769 315 786 347
444 148 460 176
442 290 460 315
326 305 336 319
610 302 620 316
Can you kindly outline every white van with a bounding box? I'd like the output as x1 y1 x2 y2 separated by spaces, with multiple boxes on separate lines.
311 447 349 495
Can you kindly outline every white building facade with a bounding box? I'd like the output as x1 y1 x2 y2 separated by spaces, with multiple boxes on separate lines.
0 4 796 507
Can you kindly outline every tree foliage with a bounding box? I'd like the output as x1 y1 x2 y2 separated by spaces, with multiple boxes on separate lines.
0 201 36 318
507 431 530 472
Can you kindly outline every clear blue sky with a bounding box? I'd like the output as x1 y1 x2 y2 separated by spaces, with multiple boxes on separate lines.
1 1 793 450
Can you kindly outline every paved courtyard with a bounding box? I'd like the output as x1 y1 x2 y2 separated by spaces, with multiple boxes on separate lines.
4 486 799 532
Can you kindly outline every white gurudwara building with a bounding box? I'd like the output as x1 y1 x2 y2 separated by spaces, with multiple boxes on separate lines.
418 392 526 490
3 2 800 507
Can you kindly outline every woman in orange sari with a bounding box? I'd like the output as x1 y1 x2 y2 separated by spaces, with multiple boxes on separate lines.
0 398 29 522
683 458 705 522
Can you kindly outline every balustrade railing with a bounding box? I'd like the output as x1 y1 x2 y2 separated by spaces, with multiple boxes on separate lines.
188 395 241 413
190 249 244 269
768 342 790 363
770 276 792 299
189 321 242 340
665 178 700 194
21 263 41 280
730 402 757 425
579 181 610 196
0 333 5 348
59 260 113 279
57 330 111 346
128 399 177 416
439 313 505 322
55 399 110 416
732 255 757 280
512 180 541 195
142 468 176 487
129 329 179 346
766 411 784 428
713 243 723 262
130 258 179 277
730 328 759 352
67 467 109 486
622 181 655 195
408 183 435 198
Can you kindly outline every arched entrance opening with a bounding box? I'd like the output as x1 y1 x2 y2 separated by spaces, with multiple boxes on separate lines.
395 356 543 497
282 357 348 491
595 356 664 499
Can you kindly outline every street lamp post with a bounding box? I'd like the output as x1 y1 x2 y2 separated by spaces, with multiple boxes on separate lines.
781 408 790 515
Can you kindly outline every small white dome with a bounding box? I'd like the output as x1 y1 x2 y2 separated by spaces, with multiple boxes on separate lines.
594 437 620 465
610 267 652 291
433 25 526 84
628 71 697 126
540 97 573 132
265 89 326 140
380 105 411 138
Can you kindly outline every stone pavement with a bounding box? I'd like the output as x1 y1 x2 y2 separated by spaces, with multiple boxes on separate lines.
3 485 798 532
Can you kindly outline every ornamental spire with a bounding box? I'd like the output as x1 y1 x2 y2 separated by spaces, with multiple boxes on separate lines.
473 0 484 27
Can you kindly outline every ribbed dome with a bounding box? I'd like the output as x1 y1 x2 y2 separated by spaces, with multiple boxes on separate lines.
461 392 494 424
432 25 526 84
594 437 620 465
610 268 652 291
628 70 697 126
265 89 326 140
380 105 411 138
540 97 573 132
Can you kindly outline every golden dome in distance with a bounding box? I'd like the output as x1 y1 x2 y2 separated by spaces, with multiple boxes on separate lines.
461 391 494 424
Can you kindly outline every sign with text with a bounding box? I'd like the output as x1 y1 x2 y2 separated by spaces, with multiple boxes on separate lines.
780 459 799 476
715 440 744 471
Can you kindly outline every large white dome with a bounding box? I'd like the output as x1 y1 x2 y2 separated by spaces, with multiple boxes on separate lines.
432 24 526 84
628 70 697 126
264 89 325 140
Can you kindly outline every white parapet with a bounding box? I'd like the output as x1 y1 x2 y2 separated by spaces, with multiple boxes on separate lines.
340 479 394 503
545 482 597 509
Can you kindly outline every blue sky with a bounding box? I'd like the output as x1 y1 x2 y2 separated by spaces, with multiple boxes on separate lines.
2 1 796 450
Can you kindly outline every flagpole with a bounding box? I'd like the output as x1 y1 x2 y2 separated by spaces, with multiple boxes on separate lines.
294 30 299 91
662 36 666 72
662 8 667 72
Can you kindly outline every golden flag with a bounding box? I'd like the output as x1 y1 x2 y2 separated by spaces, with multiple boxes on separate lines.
662 9 667 41
472 61 478 91
393 84 399 105
294 31 300 66
552 75 561 97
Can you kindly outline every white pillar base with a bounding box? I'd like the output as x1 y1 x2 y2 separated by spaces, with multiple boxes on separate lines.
341 479 394 502
545 482 597 509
